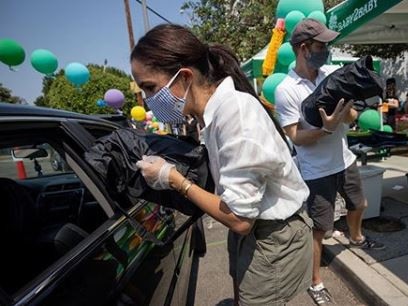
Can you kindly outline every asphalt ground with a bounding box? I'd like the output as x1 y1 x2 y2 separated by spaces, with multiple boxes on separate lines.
192 216 366 306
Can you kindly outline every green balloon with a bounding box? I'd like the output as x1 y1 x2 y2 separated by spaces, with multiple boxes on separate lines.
358 109 381 131
0 39 25 67
285 10 305 33
277 42 295 66
31 49 58 75
276 0 324 19
262 73 287 104
383 124 393 133
308 10 327 25
289 60 296 70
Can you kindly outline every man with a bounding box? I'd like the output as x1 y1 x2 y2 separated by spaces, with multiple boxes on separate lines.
275 19 384 305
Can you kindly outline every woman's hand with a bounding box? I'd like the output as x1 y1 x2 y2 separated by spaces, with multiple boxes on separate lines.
136 155 175 190
319 98 353 132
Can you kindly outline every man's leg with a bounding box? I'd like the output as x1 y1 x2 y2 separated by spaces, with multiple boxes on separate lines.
312 229 326 286
346 202 365 242
340 162 384 249
305 175 338 304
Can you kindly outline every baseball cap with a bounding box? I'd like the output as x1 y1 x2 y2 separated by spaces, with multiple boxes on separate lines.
290 18 339 45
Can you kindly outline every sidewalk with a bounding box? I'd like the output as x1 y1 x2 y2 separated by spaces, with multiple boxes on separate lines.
323 155 408 305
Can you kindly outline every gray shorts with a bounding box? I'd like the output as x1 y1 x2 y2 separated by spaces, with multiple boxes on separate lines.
228 208 313 305
305 161 366 232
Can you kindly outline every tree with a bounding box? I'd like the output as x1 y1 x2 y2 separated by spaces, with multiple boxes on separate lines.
182 0 278 62
35 64 136 115
0 83 24 104
182 0 408 61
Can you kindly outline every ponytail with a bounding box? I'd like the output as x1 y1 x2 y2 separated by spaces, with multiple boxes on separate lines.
206 44 289 148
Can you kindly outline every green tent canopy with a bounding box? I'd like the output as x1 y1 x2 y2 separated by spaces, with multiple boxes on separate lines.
328 0 407 44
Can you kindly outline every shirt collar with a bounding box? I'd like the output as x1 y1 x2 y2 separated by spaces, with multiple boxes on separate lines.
203 76 235 127
288 67 326 85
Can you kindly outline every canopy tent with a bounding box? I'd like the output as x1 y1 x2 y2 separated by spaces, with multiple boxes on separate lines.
241 0 407 79
241 46 268 79
328 0 408 44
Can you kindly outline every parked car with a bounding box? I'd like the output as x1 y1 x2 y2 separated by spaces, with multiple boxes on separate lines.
0 102 206 306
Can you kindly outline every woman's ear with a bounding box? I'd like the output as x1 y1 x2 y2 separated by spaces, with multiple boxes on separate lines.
180 68 193 81
179 68 194 89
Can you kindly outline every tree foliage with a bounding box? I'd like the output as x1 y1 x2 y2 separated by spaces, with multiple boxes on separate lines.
35 64 136 115
182 0 408 61
182 0 278 62
0 83 24 104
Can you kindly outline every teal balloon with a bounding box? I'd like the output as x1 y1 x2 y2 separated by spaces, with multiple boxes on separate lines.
358 109 381 131
96 99 107 107
262 73 287 104
275 62 289 74
65 62 90 86
308 10 327 25
30 49 58 75
383 124 393 133
285 10 305 33
276 0 324 18
277 42 295 66
0 39 25 67
289 60 296 70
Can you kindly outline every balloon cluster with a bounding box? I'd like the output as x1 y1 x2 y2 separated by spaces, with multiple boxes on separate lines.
261 0 326 105
0 38 90 88
130 107 167 134
358 109 393 133
96 89 126 110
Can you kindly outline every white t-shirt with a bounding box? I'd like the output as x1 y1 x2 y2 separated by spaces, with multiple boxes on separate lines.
202 77 309 220
275 66 356 180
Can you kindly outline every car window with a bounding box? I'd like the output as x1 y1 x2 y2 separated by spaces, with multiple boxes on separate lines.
0 139 109 299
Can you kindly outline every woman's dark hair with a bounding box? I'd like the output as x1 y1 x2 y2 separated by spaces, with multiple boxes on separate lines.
130 24 288 145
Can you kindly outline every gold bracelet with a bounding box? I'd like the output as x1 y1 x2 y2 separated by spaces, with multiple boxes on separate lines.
178 178 188 193
182 181 193 198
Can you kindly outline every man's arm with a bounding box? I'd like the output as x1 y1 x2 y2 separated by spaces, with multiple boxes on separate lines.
283 123 327 146
284 99 354 146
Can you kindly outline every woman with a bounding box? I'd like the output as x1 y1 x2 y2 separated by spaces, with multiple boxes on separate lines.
132 24 312 305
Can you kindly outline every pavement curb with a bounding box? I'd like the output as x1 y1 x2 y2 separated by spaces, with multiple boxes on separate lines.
323 238 408 306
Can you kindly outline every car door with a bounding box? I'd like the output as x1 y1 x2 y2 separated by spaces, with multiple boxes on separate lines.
0 119 187 306
60 119 203 305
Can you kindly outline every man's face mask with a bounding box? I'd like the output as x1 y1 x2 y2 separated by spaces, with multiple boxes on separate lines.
305 43 329 70
144 70 191 124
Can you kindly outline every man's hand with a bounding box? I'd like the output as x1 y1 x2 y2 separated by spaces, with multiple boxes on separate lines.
136 155 175 190
319 98 353 132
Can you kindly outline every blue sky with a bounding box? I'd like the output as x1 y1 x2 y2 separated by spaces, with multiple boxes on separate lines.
0 0 191 103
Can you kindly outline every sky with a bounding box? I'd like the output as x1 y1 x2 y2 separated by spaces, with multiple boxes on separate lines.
0 0 191 103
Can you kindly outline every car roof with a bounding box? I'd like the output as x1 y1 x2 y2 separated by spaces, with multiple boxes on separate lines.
0 102 120 126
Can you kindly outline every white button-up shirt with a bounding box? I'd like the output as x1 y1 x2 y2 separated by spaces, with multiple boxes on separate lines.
275 66 356 180
202 77 309 220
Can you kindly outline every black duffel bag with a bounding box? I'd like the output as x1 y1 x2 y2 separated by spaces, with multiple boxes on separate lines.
301 55 384 128
85 128 214 216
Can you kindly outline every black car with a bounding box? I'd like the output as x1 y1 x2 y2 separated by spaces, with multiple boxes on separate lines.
0 102 206 306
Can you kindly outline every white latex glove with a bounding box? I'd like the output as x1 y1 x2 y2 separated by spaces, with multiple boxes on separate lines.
136 155 175 190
